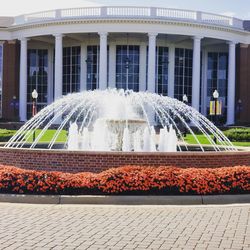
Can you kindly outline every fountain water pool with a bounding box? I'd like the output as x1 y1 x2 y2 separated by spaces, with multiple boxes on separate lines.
5 89 236 152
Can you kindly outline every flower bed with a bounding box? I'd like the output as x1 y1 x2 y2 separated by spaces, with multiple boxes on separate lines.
0 165 249 195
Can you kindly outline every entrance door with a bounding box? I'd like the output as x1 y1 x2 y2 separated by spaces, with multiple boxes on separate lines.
116 45 140 91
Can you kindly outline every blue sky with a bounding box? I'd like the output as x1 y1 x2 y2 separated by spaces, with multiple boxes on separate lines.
0 0 249 19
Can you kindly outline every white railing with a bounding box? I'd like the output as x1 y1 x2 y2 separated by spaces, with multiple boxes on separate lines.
156 8 197 20
13 6 244 29
61 7 101 17
107 7 151 17
21 10 56 23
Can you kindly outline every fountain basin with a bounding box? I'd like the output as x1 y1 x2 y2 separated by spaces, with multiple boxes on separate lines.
0 147 249 173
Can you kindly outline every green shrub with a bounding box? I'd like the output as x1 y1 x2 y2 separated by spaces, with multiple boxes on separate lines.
0 129 16 142
224 128 250 142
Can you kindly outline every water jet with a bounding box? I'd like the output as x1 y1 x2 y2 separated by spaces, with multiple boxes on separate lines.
5 89 236 153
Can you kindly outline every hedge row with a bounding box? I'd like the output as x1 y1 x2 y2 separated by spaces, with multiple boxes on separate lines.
224 128 250 142
0 165 249 195
0 129 16 142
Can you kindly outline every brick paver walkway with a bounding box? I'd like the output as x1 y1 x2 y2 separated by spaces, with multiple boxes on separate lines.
0 203 249 250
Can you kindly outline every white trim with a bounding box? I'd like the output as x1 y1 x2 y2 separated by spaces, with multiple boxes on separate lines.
12 7 244 31
10 19 249 44
98 31 108 90
168 44 175 97
147 32 157 93
0 31 11 40
226 41 236 125
191 36 202 111
54 33 63 100
80 43 87 91
47 46 54 104
19 37 28 121
201 49 207 115
139 44 147 91
108 42 116 88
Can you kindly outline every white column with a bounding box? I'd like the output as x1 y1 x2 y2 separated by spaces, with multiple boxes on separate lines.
168 45 175 97
54 34 63 100
201 49 208 116
192 36 202 111
80 43 87 91
19 37 28 121
99 32 108 90
139 44 147 91
147 33 158 93
47 46 54 104
108 43 116 88
227 41 236 125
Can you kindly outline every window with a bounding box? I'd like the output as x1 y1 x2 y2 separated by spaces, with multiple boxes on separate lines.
63 46 81 95
157 47 169 96
27 49 48 118
116 45 140 92
86 46 99 90
174 48 193 103
146 46 169 95
207 52 228 120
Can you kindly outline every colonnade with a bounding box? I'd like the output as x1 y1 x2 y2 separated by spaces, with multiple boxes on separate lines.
19 33 236 124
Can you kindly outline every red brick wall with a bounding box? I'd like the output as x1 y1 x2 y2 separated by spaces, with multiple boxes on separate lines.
236 44 250 124
2 40 20 121
0 148 249 173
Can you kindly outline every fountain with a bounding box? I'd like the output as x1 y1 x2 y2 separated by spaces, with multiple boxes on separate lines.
5 89 236 152
67 122 79 150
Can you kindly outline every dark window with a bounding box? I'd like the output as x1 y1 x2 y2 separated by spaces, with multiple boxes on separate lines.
27 49 48 118
116 45 140 92
174 48 193 104
86 46 99 90
146 46 169 95
63 46 81 95
207 52 228 120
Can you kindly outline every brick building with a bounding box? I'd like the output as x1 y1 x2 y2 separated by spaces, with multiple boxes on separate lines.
0 6 249 124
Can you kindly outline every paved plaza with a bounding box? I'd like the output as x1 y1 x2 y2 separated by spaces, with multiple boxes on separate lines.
0 203 249 250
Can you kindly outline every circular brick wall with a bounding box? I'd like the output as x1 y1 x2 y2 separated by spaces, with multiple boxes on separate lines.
0 147 249 173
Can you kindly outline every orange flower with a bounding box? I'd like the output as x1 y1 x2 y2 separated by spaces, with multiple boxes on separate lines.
0 165 249 195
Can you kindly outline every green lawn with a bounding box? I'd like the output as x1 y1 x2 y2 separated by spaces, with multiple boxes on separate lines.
1 128 250 147
184 134 212 145
0 129 67 143
184 134 250 147
228 141 250 147
25 129 67 143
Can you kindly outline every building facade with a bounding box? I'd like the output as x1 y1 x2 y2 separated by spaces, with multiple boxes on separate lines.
0 6 250 124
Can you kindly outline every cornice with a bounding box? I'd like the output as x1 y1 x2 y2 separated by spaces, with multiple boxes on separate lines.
7 18 250 37
240 43 249 48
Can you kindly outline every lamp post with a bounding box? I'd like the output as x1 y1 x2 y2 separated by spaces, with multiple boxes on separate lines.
85 57 93 89
158 59 169 94
213 89 219 124
11 95 18 120
125 57 130 90
213 89 219 143
182 94 188 137
32 89 38 141
85 57 92 65
237 99 242 122
182 94 188 104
